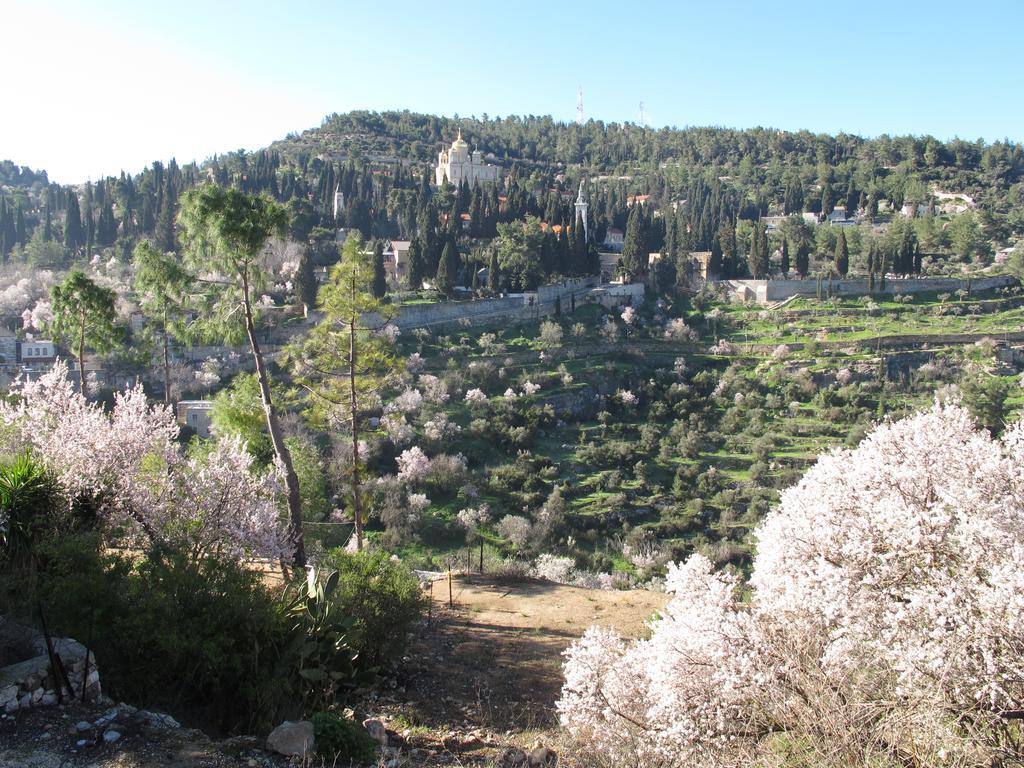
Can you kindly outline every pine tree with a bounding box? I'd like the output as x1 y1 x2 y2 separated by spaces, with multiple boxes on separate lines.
371 240 387 298
834 229 849 276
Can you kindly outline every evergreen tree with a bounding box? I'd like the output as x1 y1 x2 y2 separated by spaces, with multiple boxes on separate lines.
371 239 387 298
435 240 457 297
487 246 500 292
780 239 790 276
620 204 649 280
820 181 833 217
913 242 923 274
64 192 83 251
795 242 810 278
296 247 318 313
834 230 849 276
407 238 425 290
49 271 122 397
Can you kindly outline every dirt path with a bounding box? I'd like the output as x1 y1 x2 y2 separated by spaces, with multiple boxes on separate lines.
390 576 666 736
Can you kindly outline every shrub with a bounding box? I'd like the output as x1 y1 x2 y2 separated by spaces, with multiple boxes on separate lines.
319 549 426 670
312 711 378 765
36 540 288 734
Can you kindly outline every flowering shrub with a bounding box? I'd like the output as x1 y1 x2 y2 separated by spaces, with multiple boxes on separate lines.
395 446 431 482
533 553 576 583
503 388 519 399
559 401 1024 767
464 388 487 404
423 412 461 443
707 339 735 355
771 343 790 358
664 318 698 341
0 363 285 559
522 380 541 396
497 514 532 548
617 389 639 407
406 352 425 374
387 388 424 415
620 306 637 325
418 374 449 405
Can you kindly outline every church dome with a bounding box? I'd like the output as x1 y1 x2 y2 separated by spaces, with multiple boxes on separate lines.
452 129 468 149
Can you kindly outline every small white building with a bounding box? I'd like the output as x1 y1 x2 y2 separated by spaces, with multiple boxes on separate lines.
177 400 214 438
603 227 624 252
386 240 412 287
20 339 57 364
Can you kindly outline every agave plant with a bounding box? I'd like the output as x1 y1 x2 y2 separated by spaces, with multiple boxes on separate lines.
0 453 62 567
282 567 371 711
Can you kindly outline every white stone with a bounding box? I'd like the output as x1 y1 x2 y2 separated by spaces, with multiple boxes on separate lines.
0 685 17 707
266 720 314 756
39 693 57 706
103 729 121 743
75 721 92 732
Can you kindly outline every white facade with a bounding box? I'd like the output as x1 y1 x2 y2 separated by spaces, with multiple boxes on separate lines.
20 340 56 363
177 400 214 438
435 131 499 187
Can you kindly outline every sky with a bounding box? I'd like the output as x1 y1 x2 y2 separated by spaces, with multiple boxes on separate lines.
4 0 1023 184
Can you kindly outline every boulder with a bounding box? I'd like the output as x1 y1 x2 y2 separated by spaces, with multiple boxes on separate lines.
528 744 557 766
266 720 315 757
362 718 387 747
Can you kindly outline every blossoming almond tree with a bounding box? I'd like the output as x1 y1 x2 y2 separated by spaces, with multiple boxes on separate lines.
0 363 285 560
558 401 1024 768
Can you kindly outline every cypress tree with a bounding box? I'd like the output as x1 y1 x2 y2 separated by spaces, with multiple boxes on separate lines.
913 243 923 274
371 240 387 298
435 240 457 297
487 246 500 292
795 242 810 278
407 238 425 290
780 239 790 276
64 192 83 251
620 204 648 280
834 229 849 276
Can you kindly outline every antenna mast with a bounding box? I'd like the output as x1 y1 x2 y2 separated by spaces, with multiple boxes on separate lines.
638 101 646 127
576 87 584 126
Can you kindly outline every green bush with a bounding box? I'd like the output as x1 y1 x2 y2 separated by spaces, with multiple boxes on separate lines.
36 539 290 734
319 549 426 670
312 711 378 765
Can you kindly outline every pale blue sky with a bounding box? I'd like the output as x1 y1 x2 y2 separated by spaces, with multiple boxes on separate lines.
4 0 1022 183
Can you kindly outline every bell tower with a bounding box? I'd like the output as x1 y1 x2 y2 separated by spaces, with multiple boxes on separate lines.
574 179 589 242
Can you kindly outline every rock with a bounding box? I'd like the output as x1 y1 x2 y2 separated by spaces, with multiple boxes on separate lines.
31 687 44 704
134 709 180 729
362 718 387 747
0 685 17 707
75 721 93 732
500 747 528 766
528 745 557 766
75 739 90 748
18 693 32 708
39 693 57 706
103 729 121 743
265 720 315 756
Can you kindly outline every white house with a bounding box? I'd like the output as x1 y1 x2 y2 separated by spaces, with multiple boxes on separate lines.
176 400 214 438
20 339 57 364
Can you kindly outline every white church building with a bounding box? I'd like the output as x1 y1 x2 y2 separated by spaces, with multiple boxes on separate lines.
435 131 499 187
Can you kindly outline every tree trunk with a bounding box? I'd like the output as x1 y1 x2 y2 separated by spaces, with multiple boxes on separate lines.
349 288 363 551
162 312 171 405
241 275 305 567
77 314 87 398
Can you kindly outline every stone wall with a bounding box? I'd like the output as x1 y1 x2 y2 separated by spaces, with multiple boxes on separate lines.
380 277 634 332
0 618 100 712
726 275 1016 304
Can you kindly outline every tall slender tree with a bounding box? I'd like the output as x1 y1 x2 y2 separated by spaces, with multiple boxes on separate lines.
371 239 387 298
133 242 190 404
178 185 306 567
834 229 849 276
48 271 121 397
289 235 400 551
